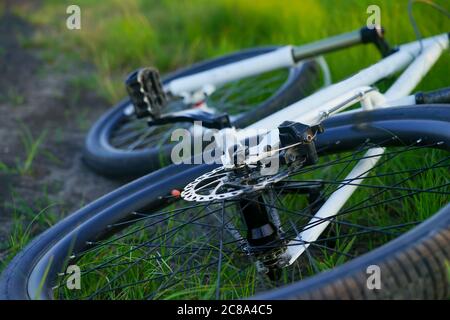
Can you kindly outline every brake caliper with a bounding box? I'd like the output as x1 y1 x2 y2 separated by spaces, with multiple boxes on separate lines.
278 121 323 167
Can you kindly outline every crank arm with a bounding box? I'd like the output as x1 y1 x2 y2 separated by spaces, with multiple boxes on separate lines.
147 109 231 130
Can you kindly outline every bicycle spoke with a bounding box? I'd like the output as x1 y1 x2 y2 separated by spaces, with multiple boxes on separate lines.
59 124 449 299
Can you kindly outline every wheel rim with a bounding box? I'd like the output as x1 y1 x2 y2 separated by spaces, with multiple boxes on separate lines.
37 119 449 299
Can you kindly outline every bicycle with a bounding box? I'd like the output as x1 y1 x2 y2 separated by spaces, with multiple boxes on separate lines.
1 26 449 299
83 26 393 178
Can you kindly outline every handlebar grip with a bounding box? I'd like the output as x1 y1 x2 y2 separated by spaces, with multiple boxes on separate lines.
416 87 450 104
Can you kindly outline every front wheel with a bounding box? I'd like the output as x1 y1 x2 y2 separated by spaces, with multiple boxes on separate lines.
83 47 322 178
2 105 449 299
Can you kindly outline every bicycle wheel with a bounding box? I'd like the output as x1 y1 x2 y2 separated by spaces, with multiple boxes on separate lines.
2 105 449 300
83 46 322 178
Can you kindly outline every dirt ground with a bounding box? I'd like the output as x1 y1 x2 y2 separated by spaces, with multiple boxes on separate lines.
0 4 120 264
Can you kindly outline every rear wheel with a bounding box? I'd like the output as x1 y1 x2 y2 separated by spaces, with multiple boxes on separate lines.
83 47 322 178
2 105 449 300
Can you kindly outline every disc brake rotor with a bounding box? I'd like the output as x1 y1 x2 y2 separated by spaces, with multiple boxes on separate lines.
181 165 291 202
182 121 322 202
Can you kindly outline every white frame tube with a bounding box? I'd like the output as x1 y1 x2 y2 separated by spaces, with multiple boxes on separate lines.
246 34 448 131
167 46 295 95
385 38 448 100
284 147 385 264
281 35 448 265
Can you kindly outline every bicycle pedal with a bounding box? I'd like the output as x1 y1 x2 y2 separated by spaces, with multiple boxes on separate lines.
125 67 167 119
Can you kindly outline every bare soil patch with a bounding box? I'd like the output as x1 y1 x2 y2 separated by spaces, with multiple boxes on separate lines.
0 4 120 265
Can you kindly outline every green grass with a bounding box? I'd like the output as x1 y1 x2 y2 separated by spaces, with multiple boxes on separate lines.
1 188 61 270
53 146 448 299
4 0 450 299
24 0 449 102
0 88 26 106
446 260 450 282
16 123 48 175
0 123 47 175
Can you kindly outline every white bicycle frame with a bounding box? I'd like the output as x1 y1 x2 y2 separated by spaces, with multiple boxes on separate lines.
167 27 376 96
172 32 449 265
256 34 448 265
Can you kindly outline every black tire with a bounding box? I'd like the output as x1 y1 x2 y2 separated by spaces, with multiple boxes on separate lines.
254 203 450 299
83 46 321 178
2 105 449 300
